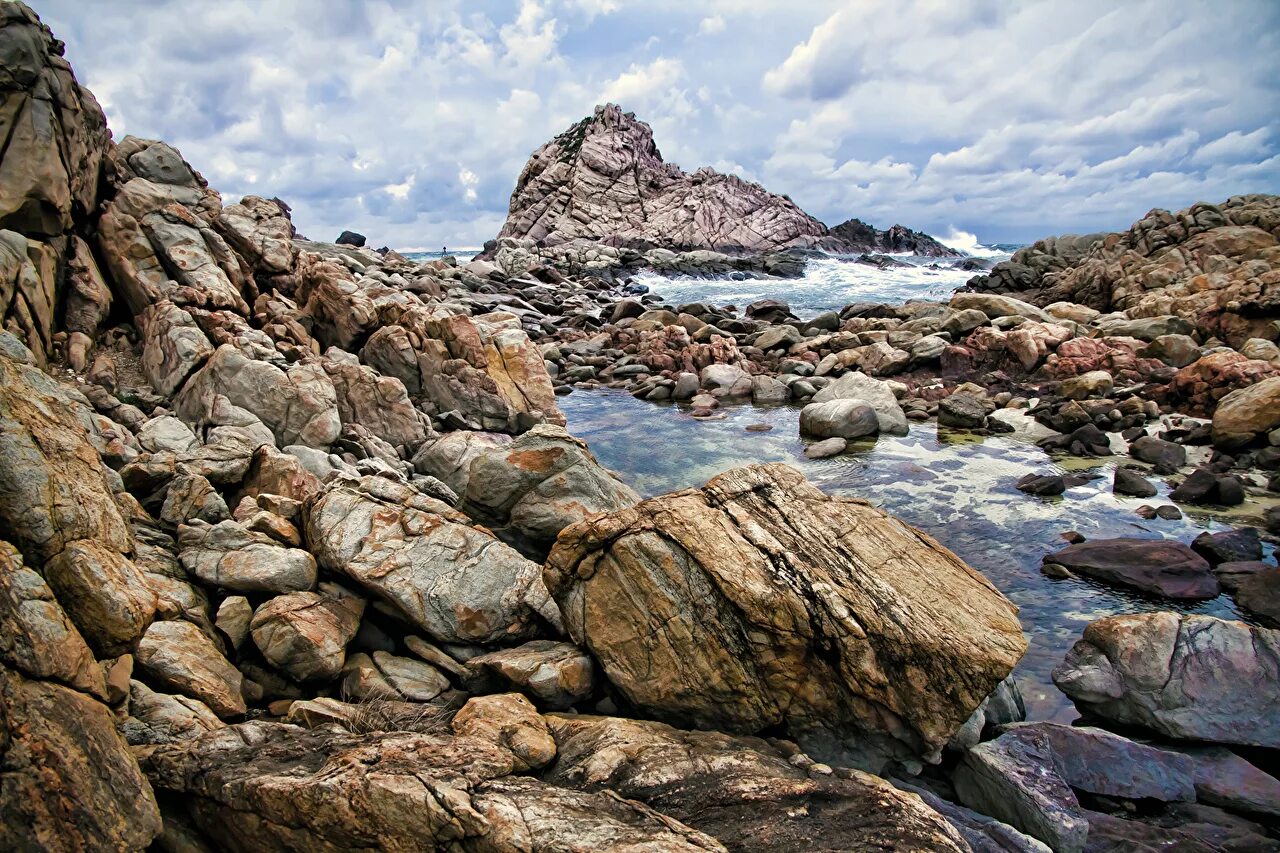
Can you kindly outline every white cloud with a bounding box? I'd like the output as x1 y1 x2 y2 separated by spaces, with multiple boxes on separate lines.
34 0 1280 247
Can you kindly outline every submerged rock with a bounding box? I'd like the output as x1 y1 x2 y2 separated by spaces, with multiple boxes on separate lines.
1040 537 1219 599
545 463 1026 770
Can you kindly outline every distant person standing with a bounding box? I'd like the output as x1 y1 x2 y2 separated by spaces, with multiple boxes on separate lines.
442 246 447 256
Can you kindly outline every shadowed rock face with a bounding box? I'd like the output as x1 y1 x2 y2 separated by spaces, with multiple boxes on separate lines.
545 462 1027 771
497 103 831 253
544 714 969 852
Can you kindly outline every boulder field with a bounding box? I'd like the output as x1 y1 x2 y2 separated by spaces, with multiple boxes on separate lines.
0 3 1278 850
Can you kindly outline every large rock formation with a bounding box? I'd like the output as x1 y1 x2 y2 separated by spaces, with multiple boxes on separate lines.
967 195 1280 345
496 103 830 252
544 463 1027 770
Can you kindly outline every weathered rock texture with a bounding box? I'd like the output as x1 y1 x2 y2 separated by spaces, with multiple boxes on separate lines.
497 103 830 252
968 195 1280 345
1053 612 1280 748
144 721 725 851
545 714 969 852
545 463 1027 770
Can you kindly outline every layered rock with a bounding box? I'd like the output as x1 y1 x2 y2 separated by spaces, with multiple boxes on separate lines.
545 463 1027 770
496 103 829 252
143 721 724 851
545 714 968 851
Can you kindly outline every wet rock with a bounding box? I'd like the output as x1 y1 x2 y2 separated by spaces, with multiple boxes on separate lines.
810 370 909 435
307 474 557 643
803 436 848 458
143 721 723 851
544 463 1027 770
1236 568 1280 626
798 398 879 439
1170 466 1245 505
459 424 639 558
1040 538 1218 599
1191 527 1263 565
1112 466 1157 497
250 591 363 682
452 693 557 771
546 714 968 852
1053 612 1280 748
1128 435 1186 473
1001 722 1195 802
1016 474 1066 496
939 392 989 429
700 362 753 398
135 619 245 718
465 640 595 710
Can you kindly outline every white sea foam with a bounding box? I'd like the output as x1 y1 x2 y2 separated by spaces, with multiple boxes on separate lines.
940 227 1007 258
635 255 992 317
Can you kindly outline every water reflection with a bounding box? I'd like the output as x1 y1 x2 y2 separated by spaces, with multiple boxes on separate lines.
560 389 1271 721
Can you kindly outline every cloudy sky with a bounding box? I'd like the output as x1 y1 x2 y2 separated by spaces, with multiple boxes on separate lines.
39 0 1280 249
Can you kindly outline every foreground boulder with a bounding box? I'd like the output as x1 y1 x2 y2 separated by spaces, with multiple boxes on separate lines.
0 541 162 851
545 463 1026 770
1053 612 1280 748
306 474 558 644
545 714 968 851
143 721 723 851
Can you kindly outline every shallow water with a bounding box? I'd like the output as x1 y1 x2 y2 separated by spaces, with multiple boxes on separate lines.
635 255 994 318
560 389 1273 722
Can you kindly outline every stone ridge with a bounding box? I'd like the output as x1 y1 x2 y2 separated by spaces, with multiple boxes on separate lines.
828 217 962 257
497 103 833 253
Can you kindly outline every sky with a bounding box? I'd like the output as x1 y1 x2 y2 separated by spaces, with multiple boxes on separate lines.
37 0 1280 249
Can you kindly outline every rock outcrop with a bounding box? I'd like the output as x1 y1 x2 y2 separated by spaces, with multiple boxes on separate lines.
967 195 1280 346
496 103 830 252
827 217 961 257
144 721 725 851
545 463 1027 770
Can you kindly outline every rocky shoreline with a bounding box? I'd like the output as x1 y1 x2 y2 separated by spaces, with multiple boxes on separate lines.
1 3 1278 851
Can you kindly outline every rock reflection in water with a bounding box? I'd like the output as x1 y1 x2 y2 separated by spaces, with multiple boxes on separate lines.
561 389 1260 721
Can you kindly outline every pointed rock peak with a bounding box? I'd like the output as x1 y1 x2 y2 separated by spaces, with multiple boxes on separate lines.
497 104 828 252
